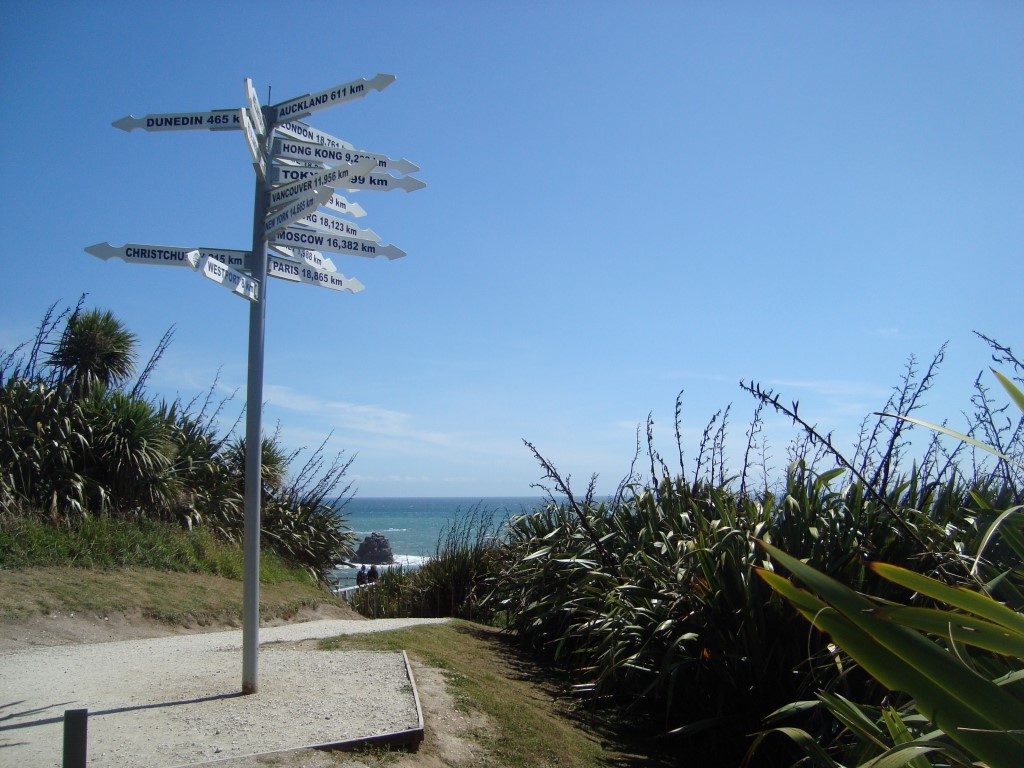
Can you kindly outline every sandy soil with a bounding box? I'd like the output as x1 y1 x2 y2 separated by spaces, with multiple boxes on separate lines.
0 603 360 653
0 614 482 768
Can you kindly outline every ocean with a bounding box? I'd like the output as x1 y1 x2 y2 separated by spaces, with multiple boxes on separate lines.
329 496 545 586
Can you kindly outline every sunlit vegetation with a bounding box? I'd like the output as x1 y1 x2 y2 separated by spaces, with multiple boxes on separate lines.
0 300 354 581
352 336 1023 767
486 337 1023 767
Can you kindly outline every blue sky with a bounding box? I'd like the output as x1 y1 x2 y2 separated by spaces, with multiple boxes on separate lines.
1 2 1021 497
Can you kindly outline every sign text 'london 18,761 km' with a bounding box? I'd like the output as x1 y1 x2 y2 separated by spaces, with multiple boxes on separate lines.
89 74 424 694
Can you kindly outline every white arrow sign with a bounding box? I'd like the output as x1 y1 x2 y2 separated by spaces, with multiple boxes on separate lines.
271 136 419 175
344 171 426 193
271 164 325 185
240 109 266 180
264 187 333 238
186 251 259 301
112 109 241 132
292 210 380 241
87 241 368 299
244 77 266 137
324 192 366 218
271 73 395 123
274 121 353 150
85 242 251 270
271 227 405 260
268 157 376 208
269 245 337 272
267 253 363 293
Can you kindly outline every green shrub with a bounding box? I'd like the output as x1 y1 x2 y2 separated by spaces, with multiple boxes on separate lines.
0 300 356 581
350 507 501 620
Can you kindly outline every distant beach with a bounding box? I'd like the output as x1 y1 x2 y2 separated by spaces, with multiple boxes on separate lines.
330 496 544 585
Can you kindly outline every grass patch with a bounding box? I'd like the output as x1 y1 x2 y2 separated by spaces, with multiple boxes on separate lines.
0 516 312 584
0 566 350 625
319 620 657 768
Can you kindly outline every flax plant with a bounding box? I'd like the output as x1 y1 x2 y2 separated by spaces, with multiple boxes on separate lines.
0 301 356 581
492 340 1022 766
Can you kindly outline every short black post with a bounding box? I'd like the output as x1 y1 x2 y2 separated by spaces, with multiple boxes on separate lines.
62 708 87 768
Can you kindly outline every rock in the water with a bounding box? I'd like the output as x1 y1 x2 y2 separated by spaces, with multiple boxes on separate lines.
356 532 394 564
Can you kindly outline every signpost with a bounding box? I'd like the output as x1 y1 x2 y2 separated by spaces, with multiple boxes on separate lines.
240 109 267 181
271 136 419 175
85 241 251 270
186 251 260 301
271 73 395 122
112 109 242 132
275 120 353 149
244 78 267 138
88 74 424 695
271 226 406 260
291 210 380 241
268 157 379 208
263 187 334 238
267 253 363 293
324 192 366 218
270 245 337 272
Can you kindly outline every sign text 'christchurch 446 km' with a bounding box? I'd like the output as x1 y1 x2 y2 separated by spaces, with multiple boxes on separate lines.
91 73 424 695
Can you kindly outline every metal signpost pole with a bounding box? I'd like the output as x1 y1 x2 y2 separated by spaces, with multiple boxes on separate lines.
242 137 270 694
96 73 422 697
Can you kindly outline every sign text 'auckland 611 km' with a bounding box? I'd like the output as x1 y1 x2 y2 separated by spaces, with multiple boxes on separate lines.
89 74 424 694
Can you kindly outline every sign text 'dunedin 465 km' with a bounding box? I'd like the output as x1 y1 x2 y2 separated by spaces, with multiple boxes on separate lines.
112 109 242 132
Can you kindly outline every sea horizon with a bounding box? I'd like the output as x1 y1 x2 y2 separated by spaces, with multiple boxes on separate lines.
330 495 547 584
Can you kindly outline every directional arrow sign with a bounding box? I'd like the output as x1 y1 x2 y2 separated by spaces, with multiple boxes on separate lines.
268 157 376 208
271 136 419 175
271 73 395 123
271 164 324 186
186 251 259 301
292 209 380 241
263 187 333 239
267 253 363 293
324 192 366 218
269 245 337 272
275 121 353 150
244 78 266 137
240 109 266 181
112 109 241 132
85 242 251 271
344 172 426 193
271 227 405 260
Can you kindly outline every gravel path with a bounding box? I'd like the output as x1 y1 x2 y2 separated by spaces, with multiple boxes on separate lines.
0 618 447 767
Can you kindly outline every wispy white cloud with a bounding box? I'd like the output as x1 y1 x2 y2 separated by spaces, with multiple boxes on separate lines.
874 326 911 341
264 384 454 446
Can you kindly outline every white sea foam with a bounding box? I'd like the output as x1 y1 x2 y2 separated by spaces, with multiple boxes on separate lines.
332 554 428 571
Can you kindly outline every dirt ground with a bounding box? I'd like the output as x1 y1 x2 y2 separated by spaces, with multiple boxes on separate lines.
0 610 485 768
210 660 490 768
0 602 360 652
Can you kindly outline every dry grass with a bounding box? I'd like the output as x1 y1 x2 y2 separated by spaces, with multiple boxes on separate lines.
320 621 658 768
0 566 355 625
